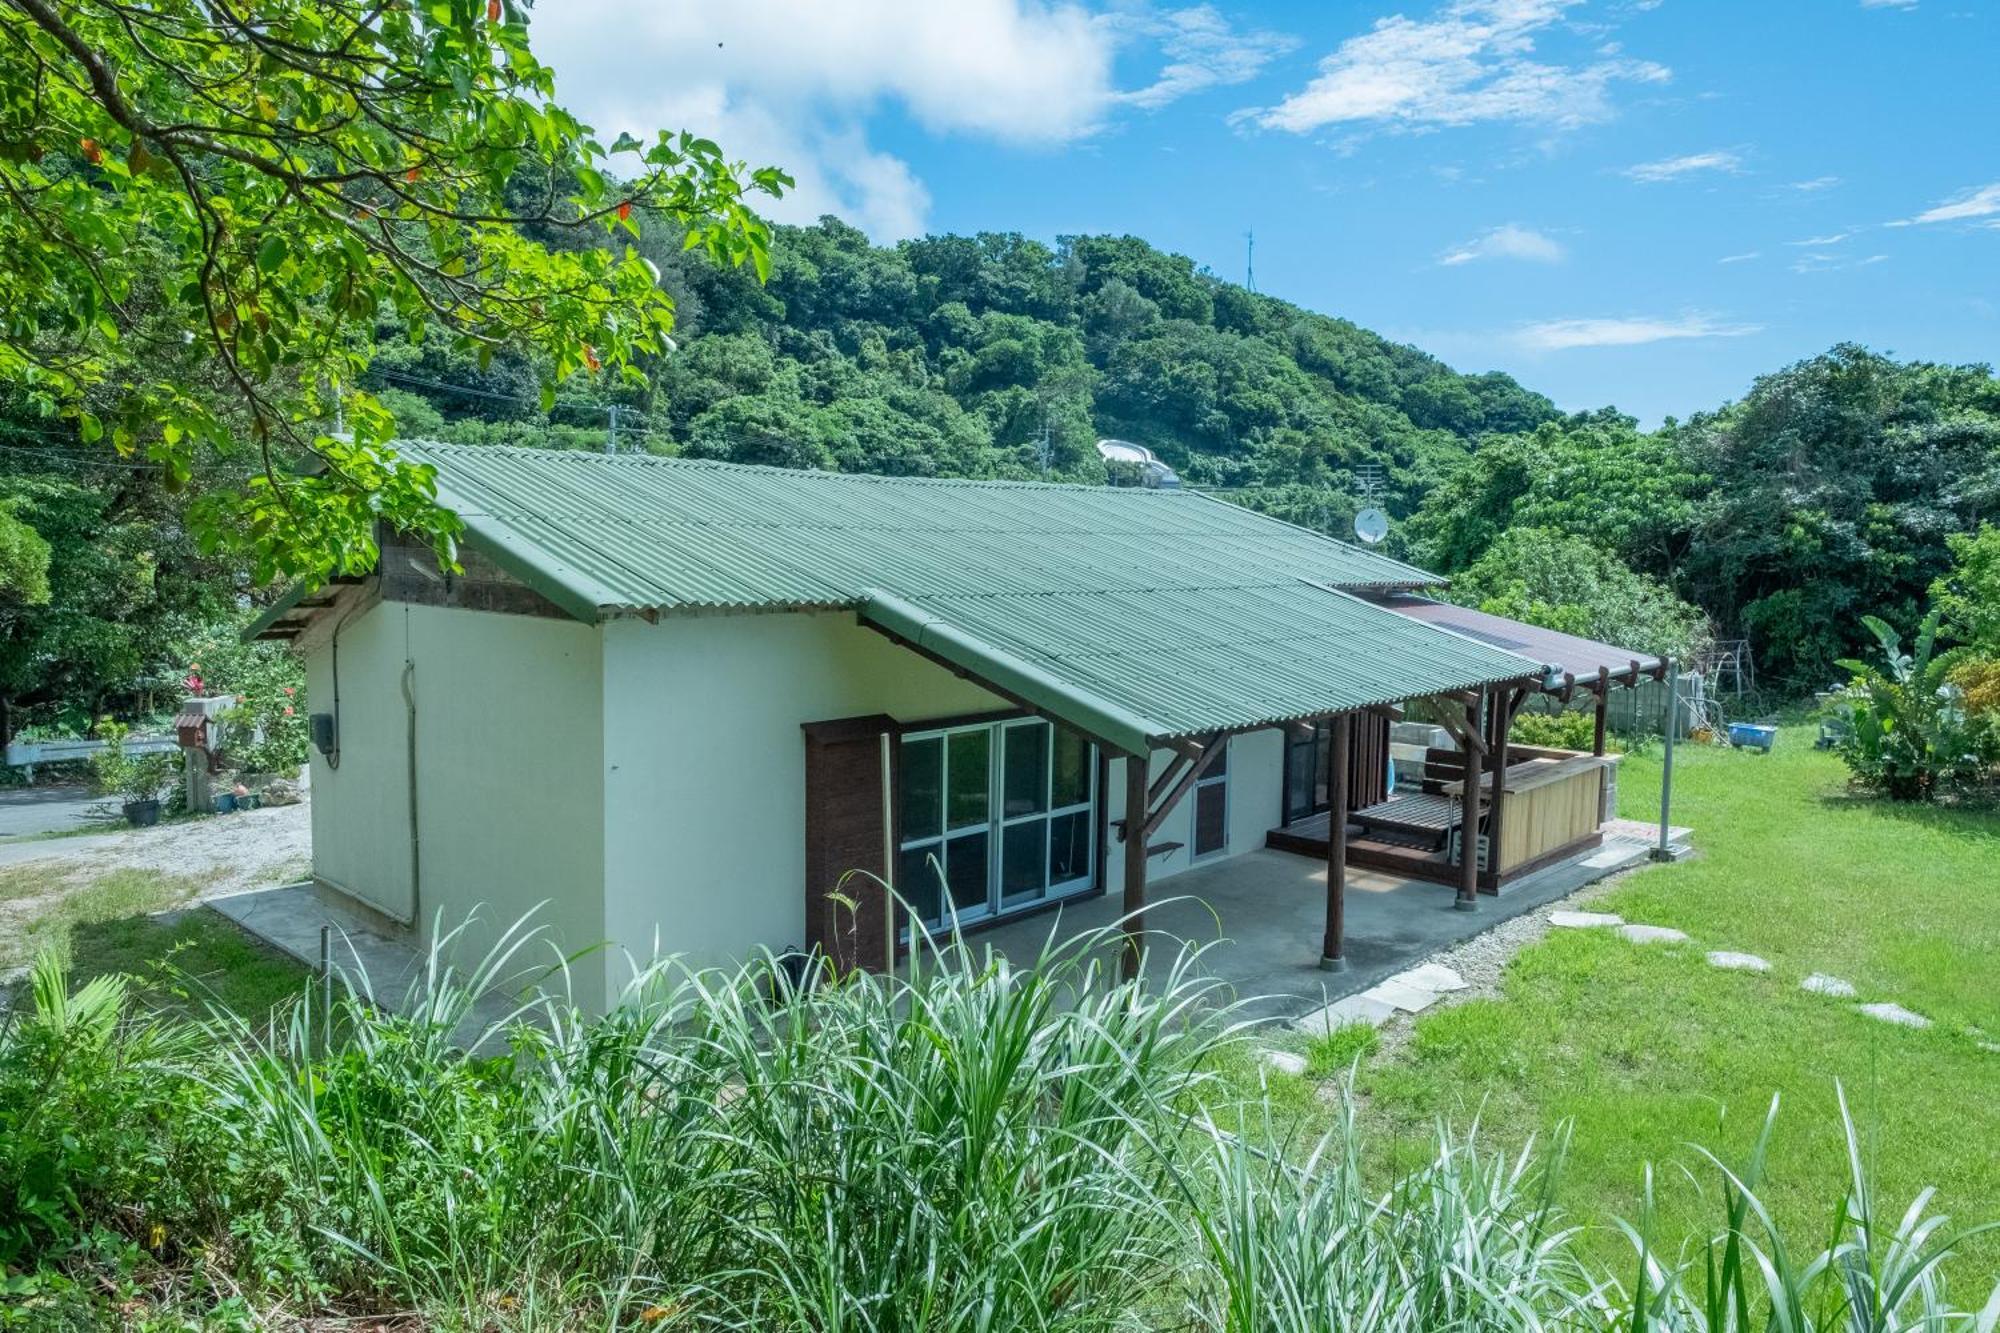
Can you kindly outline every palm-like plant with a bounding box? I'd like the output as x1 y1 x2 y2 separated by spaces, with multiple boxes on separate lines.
1831 610 1995 800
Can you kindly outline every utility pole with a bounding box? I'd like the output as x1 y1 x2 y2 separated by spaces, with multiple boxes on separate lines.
1245 230 1256 292
605 403 619 454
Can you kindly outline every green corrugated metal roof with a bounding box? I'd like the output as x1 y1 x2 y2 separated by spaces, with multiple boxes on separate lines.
406 442 1448 614
338 444 1552 751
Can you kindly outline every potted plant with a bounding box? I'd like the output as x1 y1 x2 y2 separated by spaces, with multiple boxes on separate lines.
89 721 176 827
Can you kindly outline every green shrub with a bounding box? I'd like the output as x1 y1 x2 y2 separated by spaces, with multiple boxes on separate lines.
1509 707 1609 753
83 722 175 805
1830 611 1999 801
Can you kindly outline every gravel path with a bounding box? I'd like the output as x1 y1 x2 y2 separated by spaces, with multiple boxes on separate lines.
1 801 311 900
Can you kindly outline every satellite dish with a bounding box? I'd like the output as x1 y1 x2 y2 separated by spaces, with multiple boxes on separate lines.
1353 507 1389 545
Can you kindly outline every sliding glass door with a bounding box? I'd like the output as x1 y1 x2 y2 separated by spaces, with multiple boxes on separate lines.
899 718 1096 933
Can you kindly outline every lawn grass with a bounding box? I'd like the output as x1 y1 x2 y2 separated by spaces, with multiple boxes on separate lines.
0 859 308 1019
1351 726 2000 1269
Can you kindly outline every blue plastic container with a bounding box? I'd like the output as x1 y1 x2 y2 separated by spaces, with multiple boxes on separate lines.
1727 723 1777 752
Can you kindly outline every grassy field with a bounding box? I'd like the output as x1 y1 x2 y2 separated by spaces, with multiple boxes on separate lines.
0 859 307 1018
1347 726 2000 1267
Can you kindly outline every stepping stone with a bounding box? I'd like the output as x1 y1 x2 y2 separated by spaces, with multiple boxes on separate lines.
1398 963 1470 993
1618 924 1689 945
1364 976 1443 1013
1296 992 1397 1035
1262 1049 1308 1077
1707 951 1771 972
1550 910 1623 929
1801 973 1857 998
1856 1002 1930 1029
1979 1043 2000 1056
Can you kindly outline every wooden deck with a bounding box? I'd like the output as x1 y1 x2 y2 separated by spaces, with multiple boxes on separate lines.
1267 748 1613 891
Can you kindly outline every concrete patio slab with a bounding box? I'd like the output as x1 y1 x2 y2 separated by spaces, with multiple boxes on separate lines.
208 882 524 1041
973 837 1654 1023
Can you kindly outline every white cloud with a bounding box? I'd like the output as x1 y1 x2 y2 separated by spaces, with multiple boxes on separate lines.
1623 149 1743 182
1718 252 1761 264
1250 0 1670 135
1439 223 1566 265
1786 232 1852 246
1860 0 1918 9
1512 313 1761 350
529 0 1285 241
1890 182 2000 227
1117 6 1298 110
1783 176 1842 192
1792 250 1891 274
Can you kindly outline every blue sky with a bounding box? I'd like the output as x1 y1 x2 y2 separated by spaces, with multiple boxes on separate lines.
536 0 1997 426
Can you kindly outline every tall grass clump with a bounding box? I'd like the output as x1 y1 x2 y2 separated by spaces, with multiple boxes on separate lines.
5 910 2000 1329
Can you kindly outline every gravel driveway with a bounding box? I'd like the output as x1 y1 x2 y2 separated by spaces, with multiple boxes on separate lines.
2 800 311 900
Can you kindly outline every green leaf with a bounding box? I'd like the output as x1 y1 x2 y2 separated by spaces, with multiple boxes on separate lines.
256 235 288 274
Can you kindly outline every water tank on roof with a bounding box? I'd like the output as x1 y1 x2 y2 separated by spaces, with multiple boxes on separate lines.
1095 439 1181 490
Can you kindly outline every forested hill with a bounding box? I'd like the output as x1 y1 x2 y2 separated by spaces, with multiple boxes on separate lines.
367 217 1559 525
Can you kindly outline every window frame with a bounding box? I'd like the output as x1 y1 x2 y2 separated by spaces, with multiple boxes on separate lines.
898 715 1098 936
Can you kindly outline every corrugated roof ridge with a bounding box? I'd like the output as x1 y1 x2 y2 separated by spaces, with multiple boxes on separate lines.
404 439 1194 496
1184 486 1435 582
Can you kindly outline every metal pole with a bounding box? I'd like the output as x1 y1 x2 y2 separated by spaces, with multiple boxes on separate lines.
318 924 333 1057
1651 657 1678 862
605 403 619 454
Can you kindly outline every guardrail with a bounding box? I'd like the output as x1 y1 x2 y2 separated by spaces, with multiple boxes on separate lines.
5 734 180 782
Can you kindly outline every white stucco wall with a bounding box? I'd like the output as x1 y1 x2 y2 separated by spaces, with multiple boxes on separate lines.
305 601 606 1003
598 610 1002 996
308 597 1292 1010
305 600 415 921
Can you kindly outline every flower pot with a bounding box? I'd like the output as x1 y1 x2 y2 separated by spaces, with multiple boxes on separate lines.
122 798 162 827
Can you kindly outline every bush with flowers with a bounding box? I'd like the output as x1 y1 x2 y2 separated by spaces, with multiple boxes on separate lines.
180 633 308 779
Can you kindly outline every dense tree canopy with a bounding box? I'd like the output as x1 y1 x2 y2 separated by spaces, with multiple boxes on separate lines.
0 0 786 581
1410 345 2000 688
365 215 1561 525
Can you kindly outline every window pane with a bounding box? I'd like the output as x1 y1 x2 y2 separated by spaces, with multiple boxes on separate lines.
1003 723 1049 818
1001 821 1046 901
901 737 942 842
1051 728 1091 809
1285 749 1314 823
1315 724 1333 811
899 844 943 926
944 831 990 915
1049 810 1092 886
946 729 990 830
1194 782 1227 856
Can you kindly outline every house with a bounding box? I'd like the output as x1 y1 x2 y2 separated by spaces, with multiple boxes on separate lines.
251 444 1660 1009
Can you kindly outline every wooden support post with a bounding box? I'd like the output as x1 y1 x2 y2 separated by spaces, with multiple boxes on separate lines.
1455 690 1483 912
1320 712 1352 970
1122 751 1150 982
1592 666 1610 757
1480 690 1517 894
